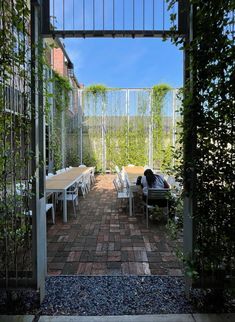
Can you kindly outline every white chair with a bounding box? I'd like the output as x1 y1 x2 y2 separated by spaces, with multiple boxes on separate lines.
143 188 170 228
113 177 131 208
15 182 26 195
144 165 151 170
118 171 127 188
115 165 120 173
79 164 86 168
46 203 55 224
167 175 176 186
90 167 96 185
83 172 91 192
58 183 79 218
77 177 87 198
46 173 54 180
25 205 55 224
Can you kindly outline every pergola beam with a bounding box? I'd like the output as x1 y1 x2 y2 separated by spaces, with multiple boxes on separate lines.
43 30 181 39
41 0 187 39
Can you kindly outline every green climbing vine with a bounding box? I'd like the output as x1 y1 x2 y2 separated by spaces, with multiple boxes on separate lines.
152 84 172 170
167 0 235 286
83 84 108 171
81 85 175 172
43 57 72 172
0 0 33 282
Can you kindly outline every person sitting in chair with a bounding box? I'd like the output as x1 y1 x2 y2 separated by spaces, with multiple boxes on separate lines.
141 169 170 206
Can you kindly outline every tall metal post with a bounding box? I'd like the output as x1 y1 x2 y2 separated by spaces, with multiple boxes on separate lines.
80 125 83 164
148 90 153 168
183 1 194 297
101 99 106 172
31 0 46 302
127 89 130 162
61 110 65 167
172 89 176 167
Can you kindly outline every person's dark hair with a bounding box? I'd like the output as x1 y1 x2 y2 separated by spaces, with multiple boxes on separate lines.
144 169 156 187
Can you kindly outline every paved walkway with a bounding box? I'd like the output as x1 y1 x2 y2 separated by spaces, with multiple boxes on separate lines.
1 314 235 322
47 174 182 276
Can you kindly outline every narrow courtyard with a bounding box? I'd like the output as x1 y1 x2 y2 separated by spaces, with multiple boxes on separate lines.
47 174 183 276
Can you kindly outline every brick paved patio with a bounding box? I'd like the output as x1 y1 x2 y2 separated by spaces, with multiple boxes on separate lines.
47 174 183 276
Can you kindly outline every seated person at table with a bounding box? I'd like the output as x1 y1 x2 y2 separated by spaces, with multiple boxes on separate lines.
141 169 170 206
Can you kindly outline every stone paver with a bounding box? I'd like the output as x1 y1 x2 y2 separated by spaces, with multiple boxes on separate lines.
0 316 34 322
38 314 235 322
38 315 194 322
3 314 235 322
193 313 235 322
47 174 182 276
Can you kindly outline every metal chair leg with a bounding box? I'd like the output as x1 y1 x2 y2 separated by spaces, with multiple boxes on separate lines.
52 205 55 224
72 200 76 218
146 207 149 228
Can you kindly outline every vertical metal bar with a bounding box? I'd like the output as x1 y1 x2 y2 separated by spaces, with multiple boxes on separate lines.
41 0 50 35
103 0 105 30
143 0 145 31
133 0 135 31
30 0 46 300
53 0 55 30
153 0 155 30
150 90 153 168
172 90 176 166
10 0 16 284
80 125 83 164
73 0 75 30
127 89 130 161
63 0 65 31
162 0 165 31
183 1 193 296
113 0 115 31
93 0 95 30
123 0 125 33
178 0 188 35
83 0 85 31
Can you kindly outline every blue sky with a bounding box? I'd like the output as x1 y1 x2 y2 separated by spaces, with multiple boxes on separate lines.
52 0 183 88
63 37 183 89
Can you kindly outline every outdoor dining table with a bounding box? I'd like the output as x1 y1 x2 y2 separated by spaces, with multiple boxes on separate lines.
45 167 93 223
123 166 145 216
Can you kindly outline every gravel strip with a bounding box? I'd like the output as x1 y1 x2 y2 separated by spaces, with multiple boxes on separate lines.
39 276 234 315
1 276 234 315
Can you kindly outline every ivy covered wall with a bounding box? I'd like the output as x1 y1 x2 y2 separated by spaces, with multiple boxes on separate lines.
77 85 180 172
0 0 33 285
168 0 235 287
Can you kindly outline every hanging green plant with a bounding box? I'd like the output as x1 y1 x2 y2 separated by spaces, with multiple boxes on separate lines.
85 84 107 95
167 0 235 287
152 84 171 169
0 0 32 284
54 71 72 112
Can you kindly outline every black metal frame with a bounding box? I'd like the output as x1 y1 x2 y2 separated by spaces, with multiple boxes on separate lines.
41 0 188 38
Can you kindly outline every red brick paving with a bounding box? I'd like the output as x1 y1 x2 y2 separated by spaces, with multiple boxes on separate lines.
47 174 183 276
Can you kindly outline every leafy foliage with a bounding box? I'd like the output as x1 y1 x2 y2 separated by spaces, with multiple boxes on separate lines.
0 0 33 282
54 72 72 112
85 84 108 96
43 65 73 171
82 86 175 172
168 0 235 286
152 84 172 169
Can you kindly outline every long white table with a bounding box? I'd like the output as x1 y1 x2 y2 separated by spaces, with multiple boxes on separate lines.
45 167 93 223
123 166 145 217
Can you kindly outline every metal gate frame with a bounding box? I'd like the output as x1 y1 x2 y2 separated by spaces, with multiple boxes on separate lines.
32 0 190 301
